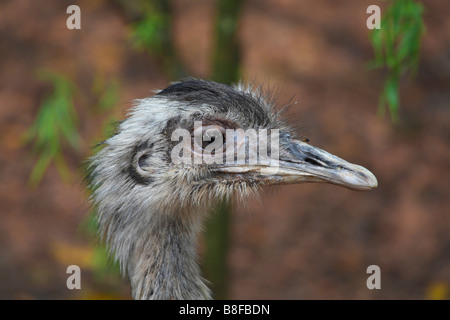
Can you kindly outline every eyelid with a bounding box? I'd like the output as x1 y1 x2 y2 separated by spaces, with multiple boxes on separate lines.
204 119 238 130
192 124 226 136
192 124 227 152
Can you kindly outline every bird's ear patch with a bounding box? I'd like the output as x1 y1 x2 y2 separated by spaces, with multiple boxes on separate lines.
130 143 154 185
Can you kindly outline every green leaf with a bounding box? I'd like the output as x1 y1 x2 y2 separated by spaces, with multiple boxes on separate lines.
385 76 400 122
28 154 53 186
25 69 81 186
369 0 425 123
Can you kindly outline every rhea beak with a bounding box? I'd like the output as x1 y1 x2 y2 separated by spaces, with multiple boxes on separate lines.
218 138 378 191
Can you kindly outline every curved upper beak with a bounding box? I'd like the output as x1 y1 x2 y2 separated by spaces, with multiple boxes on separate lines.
218 138 378 191
272 139 378 190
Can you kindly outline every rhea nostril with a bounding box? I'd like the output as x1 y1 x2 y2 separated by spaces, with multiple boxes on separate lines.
304 157 322 166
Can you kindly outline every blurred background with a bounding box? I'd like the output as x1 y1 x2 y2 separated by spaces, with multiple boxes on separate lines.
0 0 448 299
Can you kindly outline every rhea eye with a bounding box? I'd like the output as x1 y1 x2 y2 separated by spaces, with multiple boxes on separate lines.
203 135 216 149
193 125 226 152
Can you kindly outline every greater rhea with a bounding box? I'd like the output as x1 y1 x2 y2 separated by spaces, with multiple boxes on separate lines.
87 79 377 299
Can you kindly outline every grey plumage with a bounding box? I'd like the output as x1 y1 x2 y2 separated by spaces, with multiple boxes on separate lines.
87 79 377 300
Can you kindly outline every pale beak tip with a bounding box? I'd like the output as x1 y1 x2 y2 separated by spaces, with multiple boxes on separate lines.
337 164 378 191
356 166 378 190
368 173 378 189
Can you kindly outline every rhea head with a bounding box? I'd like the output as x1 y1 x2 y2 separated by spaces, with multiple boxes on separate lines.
88 79 377 299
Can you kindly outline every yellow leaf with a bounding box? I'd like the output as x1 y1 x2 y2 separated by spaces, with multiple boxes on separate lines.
51 242 95 269
426 282 448 300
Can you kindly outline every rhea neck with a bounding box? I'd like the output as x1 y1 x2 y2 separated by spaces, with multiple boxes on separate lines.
126 205 212 300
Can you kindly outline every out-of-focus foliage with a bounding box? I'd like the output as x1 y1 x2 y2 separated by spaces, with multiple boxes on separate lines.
131 1 169 55
24 70 120 186
369 0 425 122
211 0 242 84
79 212 122 282
92 74 120 113
91 74 120 155
82 75 121 281
23 70 80 186
129 0 186 79
426 282 449 300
